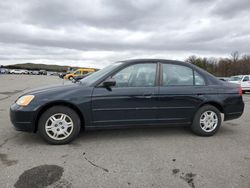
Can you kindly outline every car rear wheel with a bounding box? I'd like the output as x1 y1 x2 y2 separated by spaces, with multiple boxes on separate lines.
191 105 221 136
38 106 81 144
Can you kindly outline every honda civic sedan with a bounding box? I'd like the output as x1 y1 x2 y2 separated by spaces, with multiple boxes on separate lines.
10 59 244 144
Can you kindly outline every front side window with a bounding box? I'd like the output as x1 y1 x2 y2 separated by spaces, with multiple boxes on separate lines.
162 64 193 86
112 63 156 87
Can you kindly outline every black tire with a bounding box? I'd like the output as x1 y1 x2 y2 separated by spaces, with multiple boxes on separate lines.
38 106 81 144
191 105 221 136
68 76 73 80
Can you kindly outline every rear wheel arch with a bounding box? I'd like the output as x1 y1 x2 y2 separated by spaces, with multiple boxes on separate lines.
191 101 224 123
198 101 224 114
34 101 85 132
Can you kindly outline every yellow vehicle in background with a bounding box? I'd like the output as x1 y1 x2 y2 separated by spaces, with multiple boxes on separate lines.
64 68 95 80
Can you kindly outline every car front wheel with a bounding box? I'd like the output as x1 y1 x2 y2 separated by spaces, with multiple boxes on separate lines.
191 105 221 136
38 106 81 144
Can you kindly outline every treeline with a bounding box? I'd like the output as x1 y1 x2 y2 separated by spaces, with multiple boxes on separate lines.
185 51 250 77
2 52 250 76
4 63 98 72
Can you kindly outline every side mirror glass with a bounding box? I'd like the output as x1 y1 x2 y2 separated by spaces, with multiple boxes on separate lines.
102 78 116 88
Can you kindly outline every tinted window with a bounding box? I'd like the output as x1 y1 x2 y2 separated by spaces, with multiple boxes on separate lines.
113 63 156 87
162 64 193 86
194 71 205 85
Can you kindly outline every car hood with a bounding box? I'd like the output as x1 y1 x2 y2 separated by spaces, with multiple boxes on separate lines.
22 83 81 96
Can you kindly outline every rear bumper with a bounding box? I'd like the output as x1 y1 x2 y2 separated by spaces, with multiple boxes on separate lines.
224 97 244 121
10 103 37 132
224 111 244 121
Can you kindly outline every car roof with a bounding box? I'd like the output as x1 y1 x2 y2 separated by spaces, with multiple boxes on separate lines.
117 58 221 85
119 58 205 71
120 59 186 65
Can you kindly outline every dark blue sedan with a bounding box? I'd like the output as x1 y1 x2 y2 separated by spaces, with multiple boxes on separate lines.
10 59 244 144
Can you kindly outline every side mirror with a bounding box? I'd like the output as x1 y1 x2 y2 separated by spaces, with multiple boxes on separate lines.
102 78 116 88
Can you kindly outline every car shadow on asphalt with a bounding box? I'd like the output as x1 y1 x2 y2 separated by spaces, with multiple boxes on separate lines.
12 124 238 146
13 126 192 146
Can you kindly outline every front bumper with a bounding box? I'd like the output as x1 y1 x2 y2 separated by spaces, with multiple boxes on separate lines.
10 103 37 132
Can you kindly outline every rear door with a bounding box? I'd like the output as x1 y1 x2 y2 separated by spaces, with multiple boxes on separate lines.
156 63 206 124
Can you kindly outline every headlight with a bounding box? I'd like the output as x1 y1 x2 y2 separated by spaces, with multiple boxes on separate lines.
16 95 35 106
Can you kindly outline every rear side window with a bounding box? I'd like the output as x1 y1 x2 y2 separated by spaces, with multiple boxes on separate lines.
162 64 193 86
194 71 205 85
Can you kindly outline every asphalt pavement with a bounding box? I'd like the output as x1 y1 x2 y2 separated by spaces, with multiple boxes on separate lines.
0 74 249 188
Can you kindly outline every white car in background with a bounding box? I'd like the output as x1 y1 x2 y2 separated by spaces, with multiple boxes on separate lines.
10 69 28 74
228 75 250 93
10 69 22 74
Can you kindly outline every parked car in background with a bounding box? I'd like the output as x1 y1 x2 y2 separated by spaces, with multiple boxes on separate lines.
39 70 47 75
10 69 28 74
59 72 70 79
0 67 4 74
30 70 40 75
0 68 9 74
10 59 244 144
47 71 58 76
64 68 95 80
72 72 93 83
217 77 229 82
228 75 250 93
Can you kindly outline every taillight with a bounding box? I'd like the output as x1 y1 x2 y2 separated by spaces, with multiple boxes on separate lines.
239 86 242 96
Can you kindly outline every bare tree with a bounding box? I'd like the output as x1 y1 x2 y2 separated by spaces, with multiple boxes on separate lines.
231 51 240 63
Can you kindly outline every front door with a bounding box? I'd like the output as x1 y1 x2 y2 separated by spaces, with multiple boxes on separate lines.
91 63 158 128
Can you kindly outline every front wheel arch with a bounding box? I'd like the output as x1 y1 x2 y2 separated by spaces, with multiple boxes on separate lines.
34 101 85 133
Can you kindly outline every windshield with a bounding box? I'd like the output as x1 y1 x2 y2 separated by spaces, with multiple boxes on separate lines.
229 76 242 81
80 62 123 86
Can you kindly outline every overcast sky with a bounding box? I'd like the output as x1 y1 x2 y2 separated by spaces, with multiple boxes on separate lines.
0 0 249 68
